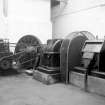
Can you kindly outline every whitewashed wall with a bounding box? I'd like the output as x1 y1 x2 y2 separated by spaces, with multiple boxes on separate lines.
52 0 105 39
0 0 8 38
8 0 52 44
0 0 51 44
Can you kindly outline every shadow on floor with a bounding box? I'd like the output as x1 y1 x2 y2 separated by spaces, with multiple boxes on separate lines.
0 69 20 76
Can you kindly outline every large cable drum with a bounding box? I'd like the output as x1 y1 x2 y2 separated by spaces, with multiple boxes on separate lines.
60 31 95 83
14 35 42 69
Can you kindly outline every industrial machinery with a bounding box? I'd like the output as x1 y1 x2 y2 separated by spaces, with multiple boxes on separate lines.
74 40 105 72
0 31 104 95
0 39 13 70
60 31 95 83
33 39 62 84
74 39 105 90
32 31 95 84
0 35 42 73
59 31 105 96
14 35 42 69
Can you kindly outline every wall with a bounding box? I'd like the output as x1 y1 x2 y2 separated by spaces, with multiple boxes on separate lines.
8 0 51 44
0 0 51 45
0 0 8 38
52 0 105 39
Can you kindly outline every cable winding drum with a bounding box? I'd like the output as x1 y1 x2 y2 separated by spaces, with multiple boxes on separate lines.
14 35 42 69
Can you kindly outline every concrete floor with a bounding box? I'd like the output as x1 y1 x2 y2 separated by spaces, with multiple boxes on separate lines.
0 74 105 105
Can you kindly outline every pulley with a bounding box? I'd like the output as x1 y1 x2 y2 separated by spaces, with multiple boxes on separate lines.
14 35 42 69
